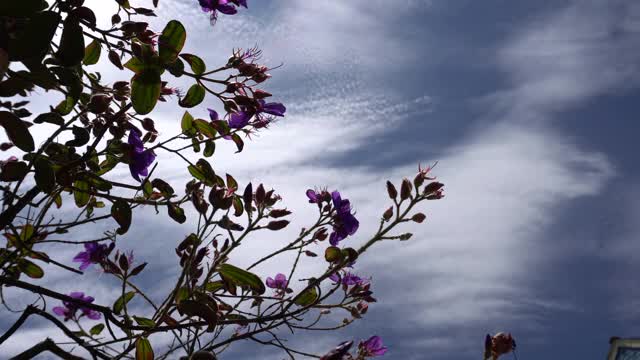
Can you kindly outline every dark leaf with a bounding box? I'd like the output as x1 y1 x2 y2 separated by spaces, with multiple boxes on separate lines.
34 112 64 126
0 0 46 17
167 203 186 224
293 287 319 307
57 18 85 67
0 161 28 182
65 126 90 147
230 133 244 153
8 11 60 62
0 111 35 152
111 200 132 235
34 158 56 193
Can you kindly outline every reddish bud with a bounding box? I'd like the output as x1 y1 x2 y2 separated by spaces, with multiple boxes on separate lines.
253 89 272 99
305 251 317 257
400 178 412 200
382 206 393 221
313 228 328 241
414 172 425 188
255 184 265 205
423 181 444 195
386 181 397 199
0 142 13 151
266 220 289 231
142 117 155 132
411 213 426 223
88 94 111 114
269 209 291 218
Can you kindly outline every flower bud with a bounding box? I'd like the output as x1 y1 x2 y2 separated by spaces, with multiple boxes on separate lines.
411 213 426 223
252 72 271 83
253 89 272 99
414 172 425 188
400 178 412 200
399 233 413 241
423 181 444 195
243 183 253 211
386 181 397 199
111 14 121 25
357 301 369 314
267 220 289 231
269 209 291 218
382 206 393 221
88 94 111 114
142 117 155 132
255 184 266 205
223 100 239 114
0 142 13 151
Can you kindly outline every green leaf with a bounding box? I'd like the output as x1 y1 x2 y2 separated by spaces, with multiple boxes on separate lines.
57 18 85 67
188 165 206 182
131 69 161 115
294 287 319 307
166 58 184 77
90 323 105 336
159 20 186 64
178 84 205 108
8 11 60 62
111 200 132 235
135 337 154 360
324 246 342 263
0 111 35 152
205 281 225 293
18 259 44 279
176 299 217 330
73 180 90 208
180 111 194 134
133 316 155 328
179 54 205 75
143 180 153 197
230 133 244 153
167 203 186 224
113 291 136 315
124 57 145 74
34 158 56 193
194 119 216 138
83 39 102 65
55 96 76 116
218 263 265 295
203 140 215 157
0 0 45 17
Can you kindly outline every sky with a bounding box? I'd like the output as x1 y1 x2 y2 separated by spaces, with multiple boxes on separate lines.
2 0 640 359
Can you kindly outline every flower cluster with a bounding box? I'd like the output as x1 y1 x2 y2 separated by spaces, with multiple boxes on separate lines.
72 242 113 270
320 336 387 359
484 332 516 360
52 292 101 321
266 273 289 298
199 0 248 24
307 190 360 246
329 271 367 287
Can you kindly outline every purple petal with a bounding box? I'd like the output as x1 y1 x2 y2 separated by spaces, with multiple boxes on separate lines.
52 307 67 316
216 3 237 14
78 261 91 271
266 277 275 288
306 189 318 203
83 309 101 320
208 108 219 121
128 130 144 152
329 232 342 246
228 111 250 128
329 273 340 282
69 292 85 300
260 102 286 117
331 191 341 207
72 252 89 263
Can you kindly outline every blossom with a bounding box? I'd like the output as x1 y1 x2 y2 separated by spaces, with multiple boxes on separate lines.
199 0 245 24
329 271 367 287
358 336 387 357
128 130 156 182
266 273 288 290
329 191 359 246
72 242 110 270
257 100 286 117
484 332 516 360
306 189 320 203
52 292 101 321
228 110 251 129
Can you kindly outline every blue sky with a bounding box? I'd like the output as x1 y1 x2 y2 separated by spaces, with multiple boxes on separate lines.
2 0 640 359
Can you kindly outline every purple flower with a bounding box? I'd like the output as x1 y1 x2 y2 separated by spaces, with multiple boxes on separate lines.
329 191 359 246
257 100 286 117
358 336 387 357
228 110 251 129
128 130 156 182
266 273 288 290
199 0 245 24
72 242 110 270
306 189 320 203
52 292 101 321
329 272 367 287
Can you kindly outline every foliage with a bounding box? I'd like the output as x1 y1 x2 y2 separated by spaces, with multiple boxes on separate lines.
0 1 445 359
